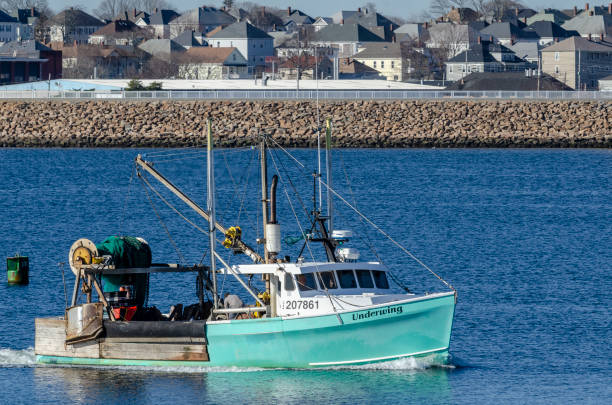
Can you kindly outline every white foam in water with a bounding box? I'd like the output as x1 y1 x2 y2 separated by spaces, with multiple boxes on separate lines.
329 353 455 371
0 347 36 367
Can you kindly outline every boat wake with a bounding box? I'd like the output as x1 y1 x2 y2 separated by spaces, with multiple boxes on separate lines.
328 353 455 371
0 347 36 367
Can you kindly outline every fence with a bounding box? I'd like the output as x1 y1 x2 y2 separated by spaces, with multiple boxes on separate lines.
0 89 611 101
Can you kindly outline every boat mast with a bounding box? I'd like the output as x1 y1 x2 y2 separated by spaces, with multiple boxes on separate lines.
325 118 333 234
260 136 269 263
207 119 219 311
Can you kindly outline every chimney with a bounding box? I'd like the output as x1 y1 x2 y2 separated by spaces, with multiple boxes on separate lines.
273 24 276 31
133 8 136 17
589 10 594 16
573 6 578 16
341 19 344 25
588 33 592 40
287 7 291 16
523 17 527 24
424 21 429 29
392 34 396 43
515 7 519 16
489 35 493 42
154 8 158 13
511 37 515 45
358 8 361 13
600 33 604 41
609 3 612 14
31 6 35 16
478 35 481 44
585 3 589 10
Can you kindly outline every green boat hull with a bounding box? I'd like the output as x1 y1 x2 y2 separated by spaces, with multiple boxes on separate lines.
37 292 455 368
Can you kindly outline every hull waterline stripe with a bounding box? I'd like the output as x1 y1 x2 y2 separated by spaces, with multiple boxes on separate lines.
308 347 448 366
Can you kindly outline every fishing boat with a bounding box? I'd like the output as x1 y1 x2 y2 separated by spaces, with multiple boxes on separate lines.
35 120 457 368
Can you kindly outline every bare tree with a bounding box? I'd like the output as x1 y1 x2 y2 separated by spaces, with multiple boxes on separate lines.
223 0 234 9
94 0 171 21
363 2 376 13
429 0 472 17
0 0 49 13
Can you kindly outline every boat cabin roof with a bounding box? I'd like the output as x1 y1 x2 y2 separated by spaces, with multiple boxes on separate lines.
230 261 386 275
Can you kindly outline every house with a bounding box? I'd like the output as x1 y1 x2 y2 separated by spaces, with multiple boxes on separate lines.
62 44 148 78
208 21 273 68
46 8 105 44
313 17 332 32
312 23 387 58
115 9 149 24
562 9 612 38
541 36 612 89
338 58 380 79
342 10 398 41
444 71 572 90
394 23 426 42
169 6 235 38
527 8 572 25
0 40 62 84
177 47 249 79
443 7 481 23
143 9 179 39
524 21 577 46
598 74 612 90
0 9 22 43
88 20 152 47
425 23 481 58
138 38 185 62
445 39 527 81
352 42 409 81
11 7 41 41
507 40 540 65
281 7 314 28
277 54 333 79
173 30 205 49
479 22 539 46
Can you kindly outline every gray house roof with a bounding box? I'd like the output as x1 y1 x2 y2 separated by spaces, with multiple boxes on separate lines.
313 23 387 43
0 40 52 56
394 23 424 38
447 41 516 63
149 10 179 25
281 9 314 25
525 21 576 39
446 71 572 91
527 9 571 25
208 21 272 39
562 13 612 37
138 38 185 57
353 42 403 58
507 41 539 60
480 22 539 40
0 9 18 23
170 6 235 27
48 8 104 27
542 35 612 52
173 30 203 47
331 10 361 24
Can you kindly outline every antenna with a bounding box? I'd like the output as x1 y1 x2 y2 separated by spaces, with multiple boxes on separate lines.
206 119 218 311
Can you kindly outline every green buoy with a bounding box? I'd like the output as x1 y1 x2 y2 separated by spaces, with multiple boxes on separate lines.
7 255 29 285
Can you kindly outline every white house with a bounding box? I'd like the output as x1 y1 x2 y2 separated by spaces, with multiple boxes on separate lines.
0 10 22 43
208 21 273 67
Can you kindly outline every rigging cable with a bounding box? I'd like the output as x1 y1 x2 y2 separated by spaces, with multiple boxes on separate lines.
138 173 186 264
274 145 456 293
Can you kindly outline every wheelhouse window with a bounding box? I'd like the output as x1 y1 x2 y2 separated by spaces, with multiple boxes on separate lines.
337 270 357 288
317 271 337 289
284 273 295 291
296 273 317 291
372 271 390 289
356 270 374 288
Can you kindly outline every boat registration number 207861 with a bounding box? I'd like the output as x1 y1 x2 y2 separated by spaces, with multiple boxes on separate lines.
282 300 319 310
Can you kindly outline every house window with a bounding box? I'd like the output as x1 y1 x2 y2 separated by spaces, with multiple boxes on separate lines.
449 65 453 73
373 61 376 68
217 41 220 47
554 52 559 61
555 65 559 74
391 61 395 68
381 61 384 68
260 44 263 48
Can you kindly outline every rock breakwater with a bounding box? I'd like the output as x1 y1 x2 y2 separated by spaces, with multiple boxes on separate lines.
0 100 609 148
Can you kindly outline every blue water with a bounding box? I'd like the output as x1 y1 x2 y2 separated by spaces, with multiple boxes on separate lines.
0 148 610 404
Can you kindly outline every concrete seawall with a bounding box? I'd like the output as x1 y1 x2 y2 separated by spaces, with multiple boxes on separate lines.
0 100 609 148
